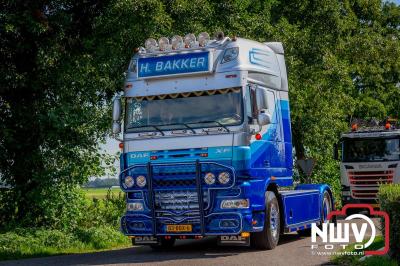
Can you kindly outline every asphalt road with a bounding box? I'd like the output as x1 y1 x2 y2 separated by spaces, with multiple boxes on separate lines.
1 218 380 266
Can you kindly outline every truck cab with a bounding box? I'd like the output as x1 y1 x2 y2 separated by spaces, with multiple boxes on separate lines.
112 32 334 249
337 121 400 207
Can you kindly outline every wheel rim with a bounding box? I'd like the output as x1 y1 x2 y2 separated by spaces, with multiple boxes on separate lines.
322 194 332 222
270 203 279 240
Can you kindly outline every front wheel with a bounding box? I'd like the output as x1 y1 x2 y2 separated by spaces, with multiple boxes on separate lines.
251 191 280 250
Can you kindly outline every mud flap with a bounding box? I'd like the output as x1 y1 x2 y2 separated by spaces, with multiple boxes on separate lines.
218 235 250 246
134 236 158 245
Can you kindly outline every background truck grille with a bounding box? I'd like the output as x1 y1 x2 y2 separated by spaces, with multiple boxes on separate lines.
348 170 394 199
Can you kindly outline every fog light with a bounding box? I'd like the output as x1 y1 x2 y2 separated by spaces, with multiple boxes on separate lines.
204 172 216 185
136 175 147 188
218 172 230 184
124 176 134 188
221 199 249 209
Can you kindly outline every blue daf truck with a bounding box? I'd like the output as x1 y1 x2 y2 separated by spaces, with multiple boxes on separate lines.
112 32 335 250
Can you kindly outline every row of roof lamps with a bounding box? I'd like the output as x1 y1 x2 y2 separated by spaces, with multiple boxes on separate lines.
141 31 231 53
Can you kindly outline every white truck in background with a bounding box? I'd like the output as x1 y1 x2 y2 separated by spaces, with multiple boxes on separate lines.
335 119 400 208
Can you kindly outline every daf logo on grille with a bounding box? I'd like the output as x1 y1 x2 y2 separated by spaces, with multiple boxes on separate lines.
130 152 149 159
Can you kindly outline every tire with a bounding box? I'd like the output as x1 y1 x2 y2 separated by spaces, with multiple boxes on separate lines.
297 190 333 237
150 238 176 250
251 191 280 250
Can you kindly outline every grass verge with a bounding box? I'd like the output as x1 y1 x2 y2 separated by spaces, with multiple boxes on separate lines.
331 236 397 266
82 187 122 199
0 226 130 261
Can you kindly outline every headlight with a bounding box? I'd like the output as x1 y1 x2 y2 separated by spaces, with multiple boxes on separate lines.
218 172 230 184
221 47 239 64
136 175 147 188
221 199 249 209
127 202 144 211
124 176 134 188
204 172 216 185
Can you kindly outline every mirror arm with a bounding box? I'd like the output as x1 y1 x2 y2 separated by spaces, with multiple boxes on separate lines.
113 134 123 142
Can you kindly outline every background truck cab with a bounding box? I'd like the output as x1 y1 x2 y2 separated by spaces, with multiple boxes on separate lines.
335 120 400 207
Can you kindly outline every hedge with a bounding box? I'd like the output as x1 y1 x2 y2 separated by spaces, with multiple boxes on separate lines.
378 184 400 262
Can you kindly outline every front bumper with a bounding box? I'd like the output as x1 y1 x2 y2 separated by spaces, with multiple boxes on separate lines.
120 161 265 236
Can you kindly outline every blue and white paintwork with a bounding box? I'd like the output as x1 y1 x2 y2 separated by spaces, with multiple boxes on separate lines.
119 37 334 239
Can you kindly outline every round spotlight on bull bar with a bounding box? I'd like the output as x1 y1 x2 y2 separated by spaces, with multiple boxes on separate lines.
136 175 147 188
158 37 169 51
144 38 157 51
184 33 196 48
204 172 216 185
124 175 134 188
198 32 210 47
218 172 230 184
171 35 183 49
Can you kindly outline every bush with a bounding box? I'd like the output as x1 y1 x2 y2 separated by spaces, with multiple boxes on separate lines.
0 226 129 261
378 184 400 262
0 188 128 261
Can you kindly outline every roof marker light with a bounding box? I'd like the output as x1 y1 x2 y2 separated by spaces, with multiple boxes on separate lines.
385 122 391 130
351 124 358 131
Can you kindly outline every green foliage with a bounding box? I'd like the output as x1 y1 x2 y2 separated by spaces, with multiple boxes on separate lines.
378 184 400 262
331 236 398 266
0 190 128 261
0 226 129 261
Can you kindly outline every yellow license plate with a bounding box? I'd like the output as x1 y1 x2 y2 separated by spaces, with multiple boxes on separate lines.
166 224 192 232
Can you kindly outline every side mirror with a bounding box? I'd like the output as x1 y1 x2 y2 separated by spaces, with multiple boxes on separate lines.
112 97 122 134
256 87 269 111
258 112 271 126
333 143 339 160
112 97 122 121
112 122 121 134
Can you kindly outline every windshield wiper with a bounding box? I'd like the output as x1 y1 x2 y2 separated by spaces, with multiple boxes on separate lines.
143 125 165 136
165 123 196 134
196 120 231 132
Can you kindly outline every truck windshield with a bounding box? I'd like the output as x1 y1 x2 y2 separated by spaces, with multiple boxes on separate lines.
125 88 243 133
342 137 400 162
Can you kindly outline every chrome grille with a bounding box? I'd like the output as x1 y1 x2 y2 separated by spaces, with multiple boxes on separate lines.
348 170 394 199
154 190 208 212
